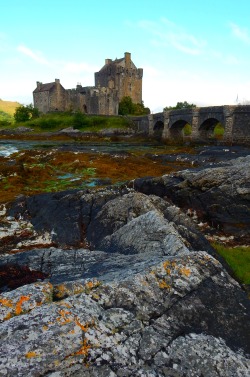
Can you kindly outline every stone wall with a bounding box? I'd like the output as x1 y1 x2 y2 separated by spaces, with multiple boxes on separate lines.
49 81 66 112
134 106 250 145
232 105 250 144
94 52 143 105
33 90 50 113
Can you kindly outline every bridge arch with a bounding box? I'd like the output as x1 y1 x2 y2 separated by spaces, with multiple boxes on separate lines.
153 120 164 139
169 119 192 140
199 117 225 140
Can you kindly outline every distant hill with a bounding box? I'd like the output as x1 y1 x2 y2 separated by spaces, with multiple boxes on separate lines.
0 99 21 116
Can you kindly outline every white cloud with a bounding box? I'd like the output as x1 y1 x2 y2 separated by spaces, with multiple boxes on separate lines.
229 22 250 44
17 44 49 65
137 18 206 55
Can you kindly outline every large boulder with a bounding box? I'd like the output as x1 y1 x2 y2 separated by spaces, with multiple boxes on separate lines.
134 155 250 239
5 190 213 253
0 252 249 377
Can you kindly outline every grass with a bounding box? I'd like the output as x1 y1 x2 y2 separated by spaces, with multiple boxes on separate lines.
6 112 131 133
212 243 250 285
214 123 224 138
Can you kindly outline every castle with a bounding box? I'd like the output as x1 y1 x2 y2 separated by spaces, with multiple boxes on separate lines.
33 52 143 115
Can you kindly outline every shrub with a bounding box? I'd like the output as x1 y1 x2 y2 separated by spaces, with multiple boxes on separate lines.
14 104 39 123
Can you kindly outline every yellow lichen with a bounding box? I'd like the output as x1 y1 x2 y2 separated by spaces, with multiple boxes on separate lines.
4 312 12 321
74 317 89 332
15 296 30 315
158 280 171 290
162 261 170 269
56 308 73 326
179 267 191 277
0 298 13 308
25 351 38 358
84 280 101 294
74 339 90 356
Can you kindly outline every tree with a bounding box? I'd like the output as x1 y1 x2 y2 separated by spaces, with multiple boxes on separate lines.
164 101 196 111
14 104 39 123
118 96 134 115
118 96 150 115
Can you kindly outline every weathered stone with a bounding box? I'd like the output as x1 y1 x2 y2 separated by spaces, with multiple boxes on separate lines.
0 252 249 376
0 282 53 322
0 156 249 376
134 155 250 239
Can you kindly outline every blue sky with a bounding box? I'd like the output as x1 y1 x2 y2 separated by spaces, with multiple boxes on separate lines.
1 0 250 112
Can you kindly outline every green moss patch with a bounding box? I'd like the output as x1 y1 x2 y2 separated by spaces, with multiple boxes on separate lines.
212 243 250 285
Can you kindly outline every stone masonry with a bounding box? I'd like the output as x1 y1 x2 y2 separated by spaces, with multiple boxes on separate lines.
33 52 143 116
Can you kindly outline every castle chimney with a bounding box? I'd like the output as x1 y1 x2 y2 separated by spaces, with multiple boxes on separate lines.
124 52 131 67
105 59 112 65
55 79 60 84
36 81 42 90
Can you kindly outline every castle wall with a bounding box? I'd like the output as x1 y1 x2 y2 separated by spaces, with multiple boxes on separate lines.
65 89 86 112
33 91 50 113
49 82 66 111
95 52 143 105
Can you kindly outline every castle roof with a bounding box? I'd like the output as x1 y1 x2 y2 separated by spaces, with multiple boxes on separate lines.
33 82 55 93
98 53 137 73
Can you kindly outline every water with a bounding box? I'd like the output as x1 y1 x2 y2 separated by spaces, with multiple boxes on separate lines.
0 143 18 157
0 139 166 158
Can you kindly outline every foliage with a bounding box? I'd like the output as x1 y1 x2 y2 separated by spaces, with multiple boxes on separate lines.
118 96 134 115
118 96 150 115
164 101 196 111
132 102 151 116
11 112 130 132
72 111 87 128
213 123 224 137
14 104 39 123
0 110 13 127
183 124 192 136
212 243 250 285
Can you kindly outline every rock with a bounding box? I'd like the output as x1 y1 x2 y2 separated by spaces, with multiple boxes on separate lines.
166 333 250 377
6 187 123 247
6 189 213 254
134 155 250 239
0 282 53 322
0 252 249 376
1 156 250 376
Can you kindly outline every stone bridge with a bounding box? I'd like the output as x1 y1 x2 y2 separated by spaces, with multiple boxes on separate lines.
130 105 250 144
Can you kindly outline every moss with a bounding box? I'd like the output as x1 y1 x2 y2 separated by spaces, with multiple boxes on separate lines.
212 243 250 285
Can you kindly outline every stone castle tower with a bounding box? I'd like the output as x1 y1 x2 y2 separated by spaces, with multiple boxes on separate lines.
95 52 143 104
33 52 143 115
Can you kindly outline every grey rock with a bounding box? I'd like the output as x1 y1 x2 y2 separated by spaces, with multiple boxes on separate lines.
0 252 249 376
134 155 250 238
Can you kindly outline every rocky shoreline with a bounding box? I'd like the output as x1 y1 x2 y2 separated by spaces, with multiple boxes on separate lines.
0 154 249 376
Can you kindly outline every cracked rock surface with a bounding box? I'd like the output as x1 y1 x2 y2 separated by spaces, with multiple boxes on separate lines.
0 156 249 376
134 155 250 240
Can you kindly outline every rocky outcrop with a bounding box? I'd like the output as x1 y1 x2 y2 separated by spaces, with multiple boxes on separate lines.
0 252 249 376
0 157 250 376
5 189 214 253
134 155 250 240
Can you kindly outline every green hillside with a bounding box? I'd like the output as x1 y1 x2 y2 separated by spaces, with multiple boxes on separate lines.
0 99 21 115
0 99 21 125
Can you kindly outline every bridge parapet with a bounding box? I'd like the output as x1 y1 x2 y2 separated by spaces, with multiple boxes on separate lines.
129 105 250 145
